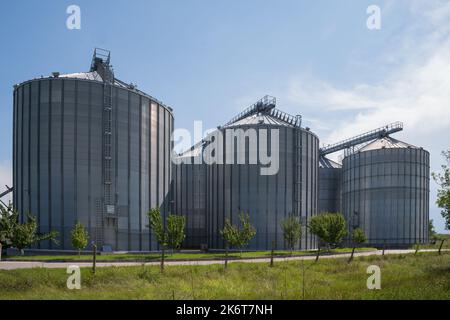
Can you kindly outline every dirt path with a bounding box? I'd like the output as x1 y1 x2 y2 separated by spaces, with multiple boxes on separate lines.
0 249 447 270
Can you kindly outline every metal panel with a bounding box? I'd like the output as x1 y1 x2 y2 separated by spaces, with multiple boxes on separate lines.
198 125 319 250
342 147 429 246
13 78 174 251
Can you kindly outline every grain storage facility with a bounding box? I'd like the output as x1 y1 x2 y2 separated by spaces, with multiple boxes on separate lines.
318 156 341 214
13 49 174 251
176 96 319 250
11 50 431 252
341 136 430 246
173 143 207 248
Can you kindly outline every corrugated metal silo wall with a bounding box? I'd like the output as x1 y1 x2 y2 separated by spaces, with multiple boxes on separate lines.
13 78 173 251
342 148 430 247
205 125 319 250
318 168 341 214
173 157 207 248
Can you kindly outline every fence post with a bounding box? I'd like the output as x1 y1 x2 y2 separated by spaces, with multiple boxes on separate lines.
270 240 275 267
438 239 445 255
92 243 97 274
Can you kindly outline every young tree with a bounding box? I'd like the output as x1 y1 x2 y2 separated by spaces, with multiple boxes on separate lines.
9 214 58 255
167 214 186 254
432 150 450 230
147 207 167 273
71 221 89 257
0 206 16 256
221 212 256 256
309 212 347 261
281 216 302 255
147 208 186 272
239 213 257 252
348 228 366 263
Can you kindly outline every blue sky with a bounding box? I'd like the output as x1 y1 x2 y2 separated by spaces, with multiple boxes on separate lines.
0 0 449 232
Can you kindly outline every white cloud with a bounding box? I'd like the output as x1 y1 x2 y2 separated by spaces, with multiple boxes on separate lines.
282 1 450 232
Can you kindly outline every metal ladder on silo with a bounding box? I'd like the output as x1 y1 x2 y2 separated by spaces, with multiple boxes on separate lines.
92 48 115 247
293 120 303 247
294 134 301 215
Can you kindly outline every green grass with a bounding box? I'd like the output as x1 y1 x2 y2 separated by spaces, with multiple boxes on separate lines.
414 234 450 250
0 252 448 299
2 248 376 262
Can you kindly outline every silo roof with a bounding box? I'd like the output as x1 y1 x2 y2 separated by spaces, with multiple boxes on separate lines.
319 156 342 169
223 113 298 128
19 70 173 114
358 136 418 152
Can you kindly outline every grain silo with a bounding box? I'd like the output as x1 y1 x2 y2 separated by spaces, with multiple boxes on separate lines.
341 136 430 246
173 143 207 248
318 156 341 214
198 96 319 250
13 49 174 251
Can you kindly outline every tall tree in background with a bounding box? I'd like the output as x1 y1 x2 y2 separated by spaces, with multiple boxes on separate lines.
432 150 450 230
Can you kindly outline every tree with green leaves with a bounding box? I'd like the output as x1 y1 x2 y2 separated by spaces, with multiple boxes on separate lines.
432 150 450 230
9 214 58 255
428 219 436 240
0 205 16 261
221 212 256 256
147 208 186 272
71 221 89 257
167 214 186 254
220 212 256 269
309 212 347 261
0 205 16 253
348 228 366 263
281 216 302 254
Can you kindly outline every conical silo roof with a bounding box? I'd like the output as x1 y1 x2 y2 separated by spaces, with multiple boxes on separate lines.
358 136 418 152
319 156 342 169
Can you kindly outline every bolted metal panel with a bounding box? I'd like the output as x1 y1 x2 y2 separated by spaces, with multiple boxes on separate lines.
200 125 319 251
342 147 430 247
173 157 207 248
12 77 174 251
318 167 342 214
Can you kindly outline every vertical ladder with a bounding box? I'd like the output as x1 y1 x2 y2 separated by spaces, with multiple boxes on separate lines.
91 48 115 247
293 128 303 249
293 128 302 217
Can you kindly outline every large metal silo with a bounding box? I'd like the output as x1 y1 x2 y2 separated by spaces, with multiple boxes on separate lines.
318 156 341 214
342 136 430 247
173 145 207 248
200 96 319 250
13 50 173 251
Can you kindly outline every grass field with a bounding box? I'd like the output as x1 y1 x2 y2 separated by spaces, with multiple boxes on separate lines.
0 252 448 300
414 234 450 250
2 247 376 262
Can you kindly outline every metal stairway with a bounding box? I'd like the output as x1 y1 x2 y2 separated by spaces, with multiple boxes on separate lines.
319 122 403 156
